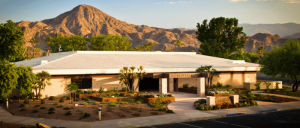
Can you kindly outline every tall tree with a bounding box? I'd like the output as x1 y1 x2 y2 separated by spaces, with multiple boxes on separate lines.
257 46 266 56
0 20 25 62
89 35 115 51
29 38 39 58
0 60 18 100
118 66 146 92
44 36 52 56
17 65 37 96
112 34 132 51
36 71 51 99
260 39 300 92
174 39 184 52
66 82 78 104
145 42 155 51
196 17 247 58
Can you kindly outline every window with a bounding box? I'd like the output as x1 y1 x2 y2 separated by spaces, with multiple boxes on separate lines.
71 78 92 89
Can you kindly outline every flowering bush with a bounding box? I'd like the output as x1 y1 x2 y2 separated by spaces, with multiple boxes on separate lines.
194 99 258 111
208 89 234 94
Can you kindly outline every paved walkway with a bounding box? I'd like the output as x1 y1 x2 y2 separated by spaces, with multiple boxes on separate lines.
1 92 300 128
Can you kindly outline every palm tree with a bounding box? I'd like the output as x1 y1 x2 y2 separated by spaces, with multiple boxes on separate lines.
174 39 184 52
36 71 51 99
29 38 40 58
44 36 52 56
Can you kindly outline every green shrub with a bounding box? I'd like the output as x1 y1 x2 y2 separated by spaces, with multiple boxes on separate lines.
128 99 134 103
136 101 142 104
93 102 100 105
84 113 90 117
254 82 261 90
216 82 223 88
109 102 117 107
20 103 25 107
87 101 96 104
100 102 106 104
265 82 271 89
21 124 27 128
49 107 55 111
74 98 79 101
121 102 128 105
40 107 46 109
80 102 88 106
59 98 64 103
53 102 58 105
63 107 70 110
117 98 121 102
32 109 39 113
183 83 189 88
82 97 90 102
49 96 56 100
65 111 72 115
122 87 128 92
99 105 104 107
20 107 27 111
191 86 197 90
41 99 46 104
23 100 29 104
166 110 174 113
158 108 166 111
34 104 40 108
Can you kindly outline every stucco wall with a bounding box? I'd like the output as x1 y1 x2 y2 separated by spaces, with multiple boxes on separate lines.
39 76 71 98
92 75 123 91
177 72 257 89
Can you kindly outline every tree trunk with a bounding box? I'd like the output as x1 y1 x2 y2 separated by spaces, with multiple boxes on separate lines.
74 91 76 104
134 79 140 92
33 45 35 58
178 46 180 52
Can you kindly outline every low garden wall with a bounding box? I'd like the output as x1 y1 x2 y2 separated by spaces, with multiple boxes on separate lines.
244 80 282 90
136 97 175 103
89 96 135 102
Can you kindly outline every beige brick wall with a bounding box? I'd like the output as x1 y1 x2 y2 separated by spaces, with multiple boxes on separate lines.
92 75 123 91
178 78 198 88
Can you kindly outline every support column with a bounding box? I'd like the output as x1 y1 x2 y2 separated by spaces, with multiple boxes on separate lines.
159 78 167 94
174 78 179 91
206 96 215 106
230 95 239 104
132 78 139 92
197 77 205 97
167 78 174 93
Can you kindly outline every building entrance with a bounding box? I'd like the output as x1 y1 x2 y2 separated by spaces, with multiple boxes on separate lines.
139 78 159 92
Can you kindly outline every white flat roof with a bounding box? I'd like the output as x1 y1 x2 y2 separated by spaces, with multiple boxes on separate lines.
14 51 260 75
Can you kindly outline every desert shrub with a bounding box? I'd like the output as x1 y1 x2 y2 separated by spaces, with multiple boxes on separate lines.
49 107 55 111
117 98 121 102
82 97 90 102
23 100 29 104
93 102 100 105
34 104 40 108
198 99 206 104
121 102 128 105
80 102 88 106
20 107 27 111
254 82 261 90
216 82 223 88
109 102 117 107
136 101 142 104
183 83 189 88
32 109 39 113
65 111 72 115
158 108 166 111
100 102 106 104
41 99 45 104
77 90 84 94
128 99 134 103
166 110 174 113
265 82 271 89
53 102 58 105
63 107 71 110
20 103 25 107
40 107 46 109
99 87 104 93
191 86 197 90
122 87 128 92
99 105 104 107
84 113 90 117
20 124 27 128
66 97 71 100
87 89 92 94
87 101 95 104
49 96 56 100
59 98 64 103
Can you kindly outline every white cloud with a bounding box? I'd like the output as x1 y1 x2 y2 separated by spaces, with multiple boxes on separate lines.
157 3 161 4
229 0 248 2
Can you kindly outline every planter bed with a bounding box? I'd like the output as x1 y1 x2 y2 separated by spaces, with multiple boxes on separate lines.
73 93 102 99
206 93 235 97
178 88 197 94
252 94 299 103
194 99 258 111
89 96 136 102
137 97 175 103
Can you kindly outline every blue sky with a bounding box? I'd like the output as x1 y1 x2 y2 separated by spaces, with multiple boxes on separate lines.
0 0 299 29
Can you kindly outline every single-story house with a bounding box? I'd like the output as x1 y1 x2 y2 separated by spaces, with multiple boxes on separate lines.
14 51 260 98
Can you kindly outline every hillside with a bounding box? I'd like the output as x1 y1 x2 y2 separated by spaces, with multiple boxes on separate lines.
16 4 200 52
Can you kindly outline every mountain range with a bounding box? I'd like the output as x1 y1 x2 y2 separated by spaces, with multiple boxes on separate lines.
15 4 300 53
